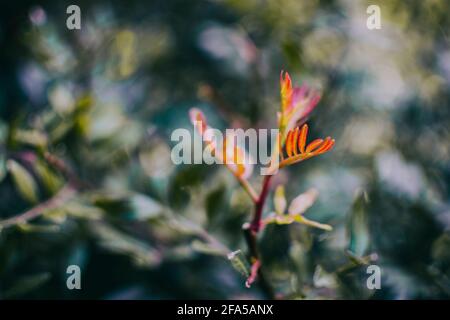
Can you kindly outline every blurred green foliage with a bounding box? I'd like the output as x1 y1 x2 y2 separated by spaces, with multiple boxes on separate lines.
0 0 450 299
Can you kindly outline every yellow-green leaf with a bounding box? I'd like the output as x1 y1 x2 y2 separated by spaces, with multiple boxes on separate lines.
7 159 39 203
295 215 332 231
14 129 48 148
191 240 227 256
227 249 250 277
17 223 60 233
34 160 63 194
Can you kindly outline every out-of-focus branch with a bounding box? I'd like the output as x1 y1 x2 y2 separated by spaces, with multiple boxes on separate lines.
0 184 76 229
250 175 272 233
242 174 275 299
0 152 82 229
243 222 275 299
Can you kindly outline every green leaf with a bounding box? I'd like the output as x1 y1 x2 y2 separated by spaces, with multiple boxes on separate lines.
14 129 48 148
43 208 67 224
91 193 163 220
17 223 60 233
49 118 74 142
7 159 39 203
34 160 63 194
264 212 332 231
227 249 250 278
92 223 162 267
64 202 104 220
347 190 370 257
191 239 227 256
295 215 333 231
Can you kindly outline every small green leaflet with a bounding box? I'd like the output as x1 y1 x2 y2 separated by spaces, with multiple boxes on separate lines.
227 249 250 278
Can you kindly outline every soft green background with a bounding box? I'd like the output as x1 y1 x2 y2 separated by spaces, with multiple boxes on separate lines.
0 0 449 299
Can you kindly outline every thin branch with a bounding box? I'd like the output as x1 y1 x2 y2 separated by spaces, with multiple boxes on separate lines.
250 175 273 233
0 152 83 229
243 223 275 299
0 184 76 229
240 174 275 298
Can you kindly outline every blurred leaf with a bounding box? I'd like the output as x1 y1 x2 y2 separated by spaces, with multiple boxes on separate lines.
227 249 250 278
313 265 337 289
165 244 195 261
166 216 206 236
49 119 74 142
17 223 60 233
88 105 127 142
139 142 174 179
288 188 318 215
432 233 450 270
7 159 39 203
14 129 48 148
92 223 162 267
34 160 63 194
91 193 130 215
64 202 104 220
43 208 67 224
347 190 370 257
264 211 332 231
91 193 163 220
74 95 93 137
294 215 333 231
3 272 51 299
191 239 227 256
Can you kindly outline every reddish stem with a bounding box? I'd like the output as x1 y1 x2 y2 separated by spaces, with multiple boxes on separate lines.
243 174 275 299
250 175 272 233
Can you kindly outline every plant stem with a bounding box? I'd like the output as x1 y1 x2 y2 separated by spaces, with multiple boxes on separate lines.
242 174 275 298
250 175 272 233
0 152 83 229
0 184 76 229
243 223 275 299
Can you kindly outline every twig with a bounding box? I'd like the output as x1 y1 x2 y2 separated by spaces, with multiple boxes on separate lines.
250 175 272 233
0 184 76 229
242 174 275 298
0 152 82 229
243 223 275 299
